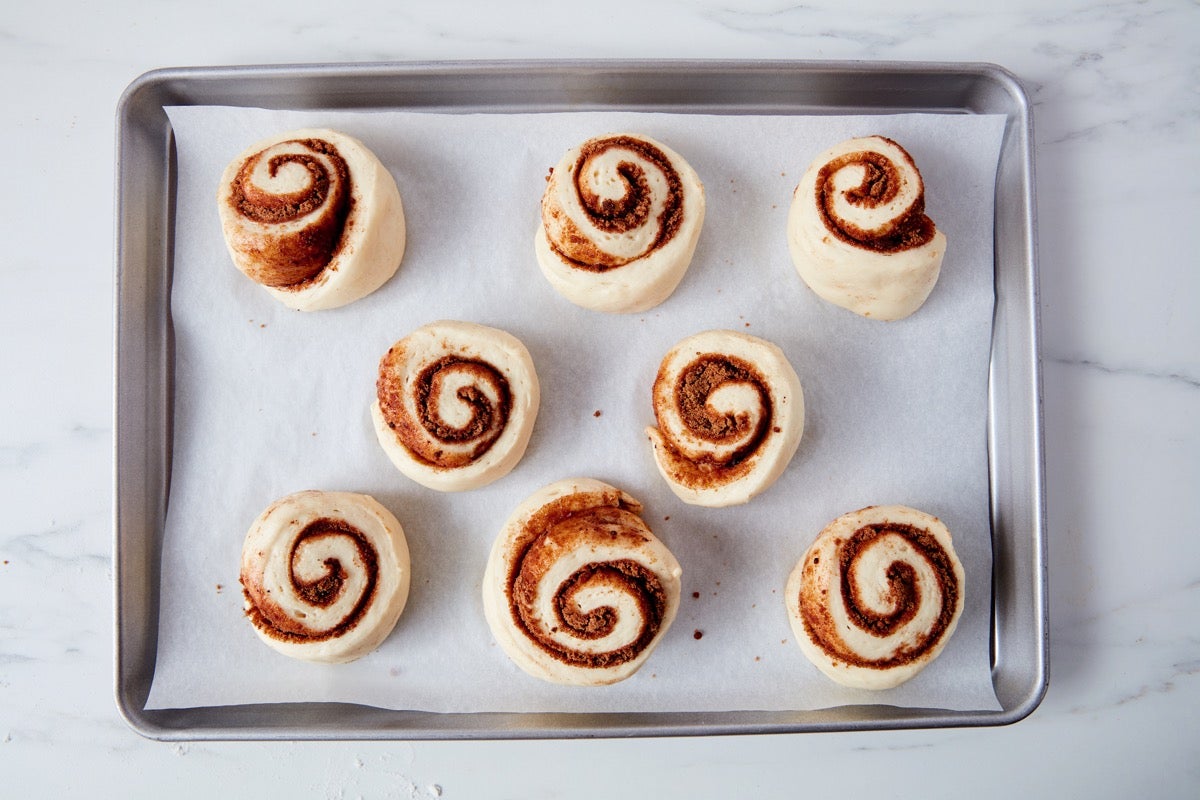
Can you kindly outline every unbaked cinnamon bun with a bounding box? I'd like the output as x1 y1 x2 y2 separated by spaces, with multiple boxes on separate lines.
535 133 705 313
482 478 682 686
787 135 946 320
217 128 406 310
786 505 965 689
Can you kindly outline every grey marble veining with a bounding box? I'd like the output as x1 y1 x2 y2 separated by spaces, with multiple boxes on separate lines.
1 0 1198 796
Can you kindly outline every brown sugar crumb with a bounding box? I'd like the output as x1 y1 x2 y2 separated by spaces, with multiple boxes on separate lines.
755 656 761 662
216 584 223 593
744 322 751 327
693 630 704 640
664 516 670 521
692 591 700 599
593 410 602 418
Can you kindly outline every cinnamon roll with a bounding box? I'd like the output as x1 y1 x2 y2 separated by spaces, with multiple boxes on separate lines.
482 478 683 686
371 321 540 492
217 128 406 311
786 505 965 690
239 490 411 664
645 330 804 507
535 133 706 313
786 135 946 320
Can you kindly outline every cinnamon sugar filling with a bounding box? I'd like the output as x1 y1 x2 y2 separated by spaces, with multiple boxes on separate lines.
802 523 960 669
377 353 512 469
655 354 772 488
227 138 352 287
548 135 685 272
815 138 937 254
505 498 667 669
241 517 378 644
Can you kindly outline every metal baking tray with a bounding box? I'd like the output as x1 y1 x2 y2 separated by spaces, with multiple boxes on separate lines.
114 59 1046 740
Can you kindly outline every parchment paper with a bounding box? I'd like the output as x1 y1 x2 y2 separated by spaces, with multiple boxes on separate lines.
146 105 1006 713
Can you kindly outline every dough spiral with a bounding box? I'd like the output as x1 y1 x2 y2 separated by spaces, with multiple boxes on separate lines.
645 330 805 507
787 135 946 320
535 133 705 313
239 490 411 664
482 478 683 686
785 505 965 689
372 321 540 492
217 128 406 311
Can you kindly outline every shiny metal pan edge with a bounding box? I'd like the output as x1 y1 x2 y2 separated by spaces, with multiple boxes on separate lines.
113 59 1046 740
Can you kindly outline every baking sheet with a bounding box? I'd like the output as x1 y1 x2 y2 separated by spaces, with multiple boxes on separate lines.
143 104 1006 714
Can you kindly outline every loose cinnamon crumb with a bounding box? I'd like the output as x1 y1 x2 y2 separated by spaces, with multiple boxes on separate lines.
693 630 704 640
593 410 602 418
692 591 700 599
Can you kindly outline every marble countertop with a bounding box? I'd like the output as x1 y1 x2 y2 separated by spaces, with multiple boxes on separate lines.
3 0 1196 796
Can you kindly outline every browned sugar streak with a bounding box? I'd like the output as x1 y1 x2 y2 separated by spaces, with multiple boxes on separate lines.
801 522 959 670
548 135 686 273
815 137 936 254
654 354 773 489
506 495 667 669
228 138 353 287
241 517 379 644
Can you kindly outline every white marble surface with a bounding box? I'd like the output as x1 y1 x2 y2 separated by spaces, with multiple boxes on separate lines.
2 0 1197 796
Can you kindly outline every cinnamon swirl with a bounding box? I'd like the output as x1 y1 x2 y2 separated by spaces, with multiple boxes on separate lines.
239 490 411 664
371 321 540 492
217 128 406 311
535 133 706 313
786 505 965 690
482 478 683 686
645 330 805 507
786 135 946 320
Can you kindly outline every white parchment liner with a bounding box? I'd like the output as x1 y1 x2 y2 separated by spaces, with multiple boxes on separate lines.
147 106 1006 713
